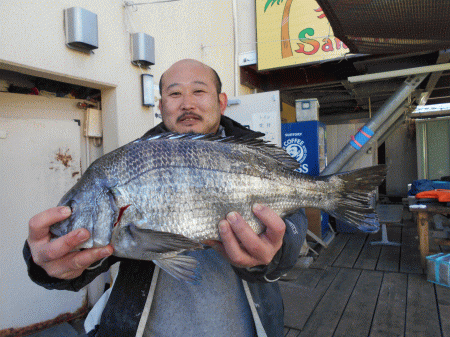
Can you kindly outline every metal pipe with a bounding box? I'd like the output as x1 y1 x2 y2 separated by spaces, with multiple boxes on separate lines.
232 0 239 96
341 101 411 171
341 109 406 171
422 123 428 179
321 74 428 175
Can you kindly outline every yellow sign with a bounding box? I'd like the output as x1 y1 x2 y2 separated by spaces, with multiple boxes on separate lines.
256 0 350 70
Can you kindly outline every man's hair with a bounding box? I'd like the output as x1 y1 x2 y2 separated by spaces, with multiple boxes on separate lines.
159 65 222 96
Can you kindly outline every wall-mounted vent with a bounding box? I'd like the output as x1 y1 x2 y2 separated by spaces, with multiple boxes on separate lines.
64 7 98 52
131 33 155 67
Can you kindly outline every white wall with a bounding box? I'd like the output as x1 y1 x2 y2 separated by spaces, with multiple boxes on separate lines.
0 0 257 150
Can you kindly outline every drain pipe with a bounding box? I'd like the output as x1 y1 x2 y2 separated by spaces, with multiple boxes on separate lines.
321 74 428 175
232 0 239 96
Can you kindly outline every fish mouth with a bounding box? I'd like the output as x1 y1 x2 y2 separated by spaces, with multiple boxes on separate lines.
60 199 77 215
50 199 77 237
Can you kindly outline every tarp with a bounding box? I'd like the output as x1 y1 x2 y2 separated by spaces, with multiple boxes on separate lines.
408 179 450 196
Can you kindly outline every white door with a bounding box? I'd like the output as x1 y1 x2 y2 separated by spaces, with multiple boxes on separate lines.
225 91 281 146
0 117 86 331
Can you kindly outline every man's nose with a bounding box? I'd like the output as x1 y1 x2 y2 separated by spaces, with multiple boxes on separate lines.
181 94 196 109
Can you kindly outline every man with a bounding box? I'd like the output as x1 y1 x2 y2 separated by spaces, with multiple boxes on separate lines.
24 59 307 336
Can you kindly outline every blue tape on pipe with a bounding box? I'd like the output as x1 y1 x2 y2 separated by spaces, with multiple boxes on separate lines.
350 126 374 150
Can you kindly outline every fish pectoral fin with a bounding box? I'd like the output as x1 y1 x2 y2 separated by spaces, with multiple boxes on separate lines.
128 224 204 253
153 254 201 284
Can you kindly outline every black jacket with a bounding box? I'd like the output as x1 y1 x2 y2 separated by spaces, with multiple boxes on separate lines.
23 115 307 337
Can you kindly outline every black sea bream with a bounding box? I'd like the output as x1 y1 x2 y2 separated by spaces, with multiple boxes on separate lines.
51 133 386 282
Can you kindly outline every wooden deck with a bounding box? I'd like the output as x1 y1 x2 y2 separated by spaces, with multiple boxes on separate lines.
281 205 450 337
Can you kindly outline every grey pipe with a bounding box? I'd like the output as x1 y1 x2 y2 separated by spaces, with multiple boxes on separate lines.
321 74 428 175
341 109 407 171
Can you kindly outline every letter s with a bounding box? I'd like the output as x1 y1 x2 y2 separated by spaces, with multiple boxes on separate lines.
302 164 309 173
295 28 320 55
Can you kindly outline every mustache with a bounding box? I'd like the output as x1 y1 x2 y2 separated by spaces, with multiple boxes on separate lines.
177 112 202 122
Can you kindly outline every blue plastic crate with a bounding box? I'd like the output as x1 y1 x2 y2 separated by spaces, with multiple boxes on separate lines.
426 253 450 287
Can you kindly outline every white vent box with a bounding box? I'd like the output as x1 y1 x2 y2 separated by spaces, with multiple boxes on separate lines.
131 33 155 67
64 7 98 52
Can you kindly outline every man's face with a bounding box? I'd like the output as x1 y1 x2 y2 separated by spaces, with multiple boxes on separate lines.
159 60 228 134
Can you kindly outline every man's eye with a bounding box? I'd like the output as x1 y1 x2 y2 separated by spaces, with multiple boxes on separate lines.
169 92 181 96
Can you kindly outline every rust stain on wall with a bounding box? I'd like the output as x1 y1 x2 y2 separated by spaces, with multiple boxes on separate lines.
55 148 73 168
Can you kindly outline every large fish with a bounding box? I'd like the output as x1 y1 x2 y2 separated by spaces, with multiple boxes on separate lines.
51 133 386 282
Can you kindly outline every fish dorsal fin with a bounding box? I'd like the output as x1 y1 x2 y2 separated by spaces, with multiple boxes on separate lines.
137 132 301 170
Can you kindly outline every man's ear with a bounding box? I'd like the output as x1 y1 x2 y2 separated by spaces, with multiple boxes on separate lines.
219 93 228 115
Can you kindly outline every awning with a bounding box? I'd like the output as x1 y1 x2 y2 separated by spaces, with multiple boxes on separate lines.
316 0 450 54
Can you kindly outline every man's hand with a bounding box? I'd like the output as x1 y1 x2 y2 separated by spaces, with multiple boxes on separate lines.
27 207 113 280
204 204 286 268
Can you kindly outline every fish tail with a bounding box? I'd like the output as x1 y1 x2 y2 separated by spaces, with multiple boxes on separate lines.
325 164 387 233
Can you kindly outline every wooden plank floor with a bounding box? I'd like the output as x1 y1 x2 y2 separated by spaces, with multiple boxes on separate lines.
281 205 450 337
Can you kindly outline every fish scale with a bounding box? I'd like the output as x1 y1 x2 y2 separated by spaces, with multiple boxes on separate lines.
116 167 281 241
51 133 387 282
